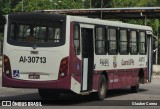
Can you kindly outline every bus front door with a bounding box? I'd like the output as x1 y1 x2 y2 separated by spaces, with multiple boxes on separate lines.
147 31 153 82
81 28 94 92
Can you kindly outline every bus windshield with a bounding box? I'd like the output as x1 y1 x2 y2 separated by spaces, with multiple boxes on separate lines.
8 18 65 47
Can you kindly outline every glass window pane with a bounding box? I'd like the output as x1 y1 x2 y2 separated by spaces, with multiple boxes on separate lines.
139 32 146 54
9 19 64 47
108 28 117 54
139 32 145 42
96 28 105 40
130 31 137 42
120 30 128 54
73 25 80 55
95 27 106 54
74 25 79 39
130 31 137 54
120 30 127 41
108 29 116 40
54 28 61 42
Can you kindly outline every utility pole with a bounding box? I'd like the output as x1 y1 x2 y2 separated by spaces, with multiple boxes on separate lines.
82 0 85 8
89 0 91 8
101 0 103 19
22 0 24 12
156 19 159 65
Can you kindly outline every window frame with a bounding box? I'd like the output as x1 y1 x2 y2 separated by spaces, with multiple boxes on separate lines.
95 26 107 55
129 30 138 55
73 23 80 55
108 27 118 55
119 28 129 55
139 31 147 55
7 15 66 47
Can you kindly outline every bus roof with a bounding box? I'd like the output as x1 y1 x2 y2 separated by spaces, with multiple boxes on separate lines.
8 12 152 31
68 15 152 31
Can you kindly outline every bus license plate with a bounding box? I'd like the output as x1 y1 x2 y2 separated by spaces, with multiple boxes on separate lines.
29 74 40 79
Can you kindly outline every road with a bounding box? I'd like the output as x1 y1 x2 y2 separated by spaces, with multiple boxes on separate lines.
0 70 160 109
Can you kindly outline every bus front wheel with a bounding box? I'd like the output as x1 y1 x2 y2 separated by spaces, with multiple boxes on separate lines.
96 75 107 101
38 89 60 100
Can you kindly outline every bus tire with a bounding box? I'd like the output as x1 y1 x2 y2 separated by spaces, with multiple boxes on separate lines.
131 77 140 93
96 75 107 101
38 89 60 99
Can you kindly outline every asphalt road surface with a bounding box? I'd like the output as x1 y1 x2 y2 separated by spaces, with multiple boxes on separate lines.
0 70 160 109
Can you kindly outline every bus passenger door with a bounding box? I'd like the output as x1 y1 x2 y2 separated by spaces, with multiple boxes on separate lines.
81 27 94 91
146 31 152 82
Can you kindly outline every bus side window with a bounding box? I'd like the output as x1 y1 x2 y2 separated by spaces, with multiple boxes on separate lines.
119 29 128 54
139 32 146 54
130 31 138 54
108 28 117 54
73 24 80 55
95 27 106 55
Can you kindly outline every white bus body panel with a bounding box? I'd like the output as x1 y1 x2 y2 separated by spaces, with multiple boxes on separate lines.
4 47 68 81
3 15 70 81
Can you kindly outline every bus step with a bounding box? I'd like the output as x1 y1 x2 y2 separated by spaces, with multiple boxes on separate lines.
80 91 90 95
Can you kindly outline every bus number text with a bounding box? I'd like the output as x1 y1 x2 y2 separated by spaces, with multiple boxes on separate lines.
19 56 46 63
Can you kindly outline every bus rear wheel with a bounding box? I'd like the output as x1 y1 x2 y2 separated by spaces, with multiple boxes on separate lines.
96 75 107 101
38 89 60 100
131 77 140 93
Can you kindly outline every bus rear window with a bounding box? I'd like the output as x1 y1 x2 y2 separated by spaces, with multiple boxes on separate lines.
8 19 65 47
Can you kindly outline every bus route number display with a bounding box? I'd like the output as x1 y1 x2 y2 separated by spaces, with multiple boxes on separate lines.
19 56 46 63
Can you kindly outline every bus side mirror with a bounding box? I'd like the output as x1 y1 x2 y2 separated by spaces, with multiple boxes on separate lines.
153 36 158 52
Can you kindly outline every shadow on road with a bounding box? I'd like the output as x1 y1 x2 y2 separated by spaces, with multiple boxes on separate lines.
0 88 148 106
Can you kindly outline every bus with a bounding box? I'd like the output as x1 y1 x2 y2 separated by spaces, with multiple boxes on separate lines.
2 12 154 101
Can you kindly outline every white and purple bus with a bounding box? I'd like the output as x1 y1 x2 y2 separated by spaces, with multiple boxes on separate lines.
2 12 154 100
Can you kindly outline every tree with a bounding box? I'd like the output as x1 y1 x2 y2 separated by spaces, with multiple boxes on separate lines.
13 0 83 12
91 0 112 8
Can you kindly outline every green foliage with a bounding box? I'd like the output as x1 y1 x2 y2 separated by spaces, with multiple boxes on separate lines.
13 0 83 12
110 0 139 7
0 0 160 40
91 0 112 8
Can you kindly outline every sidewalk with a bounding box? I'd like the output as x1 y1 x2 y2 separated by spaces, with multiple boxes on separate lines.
152 75 160 79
